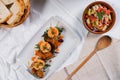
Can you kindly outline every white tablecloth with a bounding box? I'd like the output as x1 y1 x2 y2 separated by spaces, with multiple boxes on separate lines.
0 0 120 80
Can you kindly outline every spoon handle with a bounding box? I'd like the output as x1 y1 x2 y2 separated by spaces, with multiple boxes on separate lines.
65 49 97 80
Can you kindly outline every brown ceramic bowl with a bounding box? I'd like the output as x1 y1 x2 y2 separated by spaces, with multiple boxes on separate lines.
82 1 116 34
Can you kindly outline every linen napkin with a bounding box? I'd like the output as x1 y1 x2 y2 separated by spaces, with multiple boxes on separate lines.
67 34 120 80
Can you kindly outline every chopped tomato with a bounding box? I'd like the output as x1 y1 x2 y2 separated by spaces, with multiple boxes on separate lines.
88 24 92 29
90 16 97 21
102 7 107 12
97 8 101 12
106 10 111 15
98 6 102 12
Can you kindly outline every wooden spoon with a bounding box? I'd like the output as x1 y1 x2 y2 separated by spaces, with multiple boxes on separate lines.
65 36 112 80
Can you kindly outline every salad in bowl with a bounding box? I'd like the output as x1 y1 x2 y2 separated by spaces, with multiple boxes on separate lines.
83 1 116 34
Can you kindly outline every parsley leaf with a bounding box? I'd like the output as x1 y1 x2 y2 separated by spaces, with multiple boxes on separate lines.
43 64 51 71
42 30 49 41
97 12 105 20
34 44 40 50
56 27 64 35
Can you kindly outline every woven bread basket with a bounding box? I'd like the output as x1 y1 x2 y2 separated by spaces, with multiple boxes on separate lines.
0 0 30 28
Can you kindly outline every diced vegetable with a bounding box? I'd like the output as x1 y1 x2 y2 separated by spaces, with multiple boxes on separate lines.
108 14 111 20
102 25 107 31
86 18 90 25
88 24 92 29
95 20 99 26
88 9 91 16
106 9 111 15
92 21 95 27
90 16 97 21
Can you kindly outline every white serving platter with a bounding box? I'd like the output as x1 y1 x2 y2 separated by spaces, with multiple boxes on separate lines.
16 16 81 80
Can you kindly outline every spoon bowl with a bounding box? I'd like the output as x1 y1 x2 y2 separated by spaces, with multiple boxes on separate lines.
96 36 112 51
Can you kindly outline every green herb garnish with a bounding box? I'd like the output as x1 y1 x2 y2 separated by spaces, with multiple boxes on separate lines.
97 12 105 20
56 27 64 35
34 44 40 50
43 64 51 71
42 30 49 41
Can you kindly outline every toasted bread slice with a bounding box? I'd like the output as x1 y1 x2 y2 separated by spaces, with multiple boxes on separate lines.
0 1 12 23
1 0 14 5
7 0 25 25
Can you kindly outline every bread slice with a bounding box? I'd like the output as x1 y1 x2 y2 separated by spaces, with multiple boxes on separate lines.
7 0 25 25
1 0 14 5
0 1 12 23
23 0 29 6
7 14 22 25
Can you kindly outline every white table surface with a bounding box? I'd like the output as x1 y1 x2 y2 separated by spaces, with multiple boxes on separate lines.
0 0 120 80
